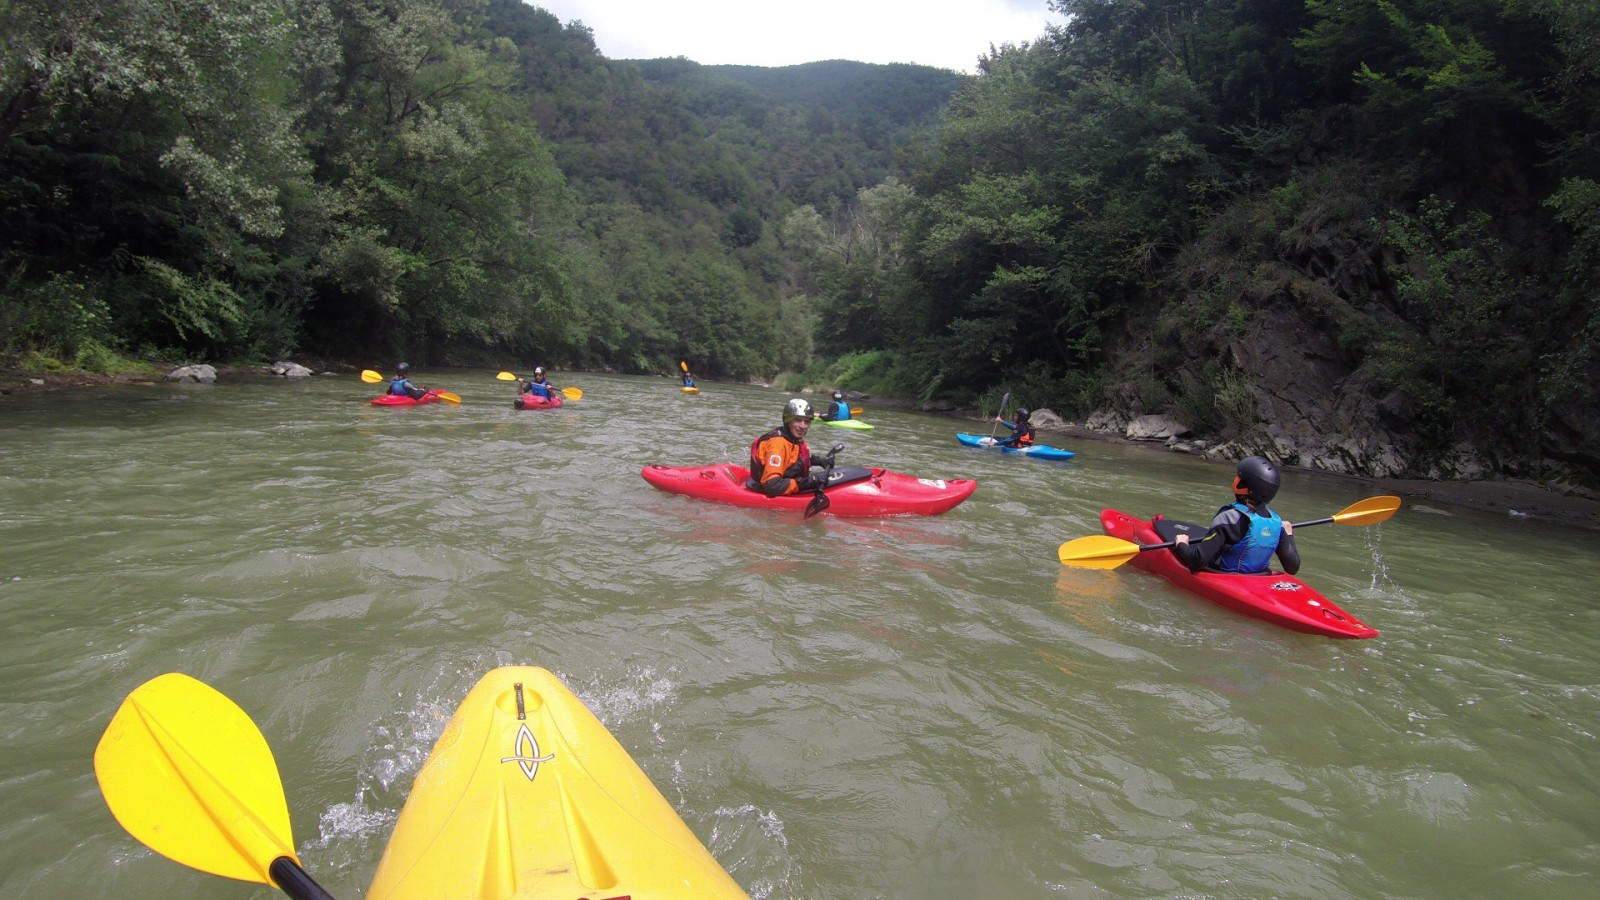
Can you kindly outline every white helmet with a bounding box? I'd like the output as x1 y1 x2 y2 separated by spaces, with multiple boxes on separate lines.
783 398 815 424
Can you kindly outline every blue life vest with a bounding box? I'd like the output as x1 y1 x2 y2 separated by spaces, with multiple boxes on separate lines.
830 400 850 420
1216 502 1282 573
389 377 413 396
525 380 552 399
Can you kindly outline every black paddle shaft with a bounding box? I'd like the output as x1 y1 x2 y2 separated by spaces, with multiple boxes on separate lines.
269 857 335 900
1140 513 1339 552
803 444 845 518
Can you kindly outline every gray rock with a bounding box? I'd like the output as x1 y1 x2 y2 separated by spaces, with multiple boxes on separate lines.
1030 408 1069 429
166 364 217 383
1084 409 1127 433
271 361 313 378
1126 414 1189 441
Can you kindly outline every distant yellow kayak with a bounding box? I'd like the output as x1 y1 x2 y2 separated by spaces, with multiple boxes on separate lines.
368 666 747 900
681 385 700 394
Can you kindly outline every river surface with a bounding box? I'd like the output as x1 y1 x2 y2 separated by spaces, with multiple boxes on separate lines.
2 371 1598 899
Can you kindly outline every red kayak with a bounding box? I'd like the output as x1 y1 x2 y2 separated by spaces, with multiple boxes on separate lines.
642 463 976 517
514 394 563 410
370 390 444 407
1100 508 1378 639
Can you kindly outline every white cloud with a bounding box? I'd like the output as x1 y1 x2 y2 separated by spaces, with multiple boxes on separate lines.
528 0 1064 73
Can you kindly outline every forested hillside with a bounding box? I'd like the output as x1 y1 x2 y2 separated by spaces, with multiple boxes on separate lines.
786 0 1599 487
3 0 1598 486
0 0 957 378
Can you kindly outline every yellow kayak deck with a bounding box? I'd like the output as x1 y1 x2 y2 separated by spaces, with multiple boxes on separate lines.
367 666 747 900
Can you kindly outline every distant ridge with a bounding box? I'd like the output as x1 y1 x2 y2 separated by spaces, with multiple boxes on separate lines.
629 58 964 128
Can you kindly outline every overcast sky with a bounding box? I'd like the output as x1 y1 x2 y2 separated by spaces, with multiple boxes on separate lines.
527 1 1067 74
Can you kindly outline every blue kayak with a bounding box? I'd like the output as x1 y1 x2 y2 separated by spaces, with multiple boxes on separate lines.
956 432 1076 460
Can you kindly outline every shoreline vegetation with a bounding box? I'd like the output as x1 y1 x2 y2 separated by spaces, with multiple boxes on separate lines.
5 363 1597 532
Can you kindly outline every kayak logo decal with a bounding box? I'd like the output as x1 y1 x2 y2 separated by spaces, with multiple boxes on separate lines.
501 723 555 780
1269 581 1302 592
918 478 947 489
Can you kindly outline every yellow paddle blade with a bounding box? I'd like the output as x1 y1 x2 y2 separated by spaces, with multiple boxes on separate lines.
1332 495 1401 526
94 673 297 885
561 386 584 400
495 371 517 381
680 360 689 371
435 390 462 405
1056 535 1142 569
851 407 863 415
361 369 384 383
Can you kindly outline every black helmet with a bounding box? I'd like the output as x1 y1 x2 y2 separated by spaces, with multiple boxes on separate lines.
783 398 815 424
833 390 844 401
396 362 410 375
1233 455 1280 505
1016 407 1031 420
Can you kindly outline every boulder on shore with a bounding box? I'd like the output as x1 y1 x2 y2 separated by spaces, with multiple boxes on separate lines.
166 364 217 383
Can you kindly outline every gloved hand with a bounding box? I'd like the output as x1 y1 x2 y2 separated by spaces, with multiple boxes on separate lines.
798 467 828 492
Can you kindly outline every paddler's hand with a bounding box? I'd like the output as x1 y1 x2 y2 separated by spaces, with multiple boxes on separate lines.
1282 522 1293 536
1174 534 1189 545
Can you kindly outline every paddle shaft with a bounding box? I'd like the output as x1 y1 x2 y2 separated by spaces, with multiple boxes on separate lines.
989 392 1011 440
270 857 335 900
803 446 842 518
1136 512 1347 553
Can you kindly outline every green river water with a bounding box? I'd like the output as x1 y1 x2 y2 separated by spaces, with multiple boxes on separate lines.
1 371 1597 899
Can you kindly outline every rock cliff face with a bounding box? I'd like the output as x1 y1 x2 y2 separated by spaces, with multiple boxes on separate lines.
1095 300 1600 496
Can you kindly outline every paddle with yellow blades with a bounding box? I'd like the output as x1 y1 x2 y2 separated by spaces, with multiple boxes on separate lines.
495 370 584 400
1056 496 1402 569
93 673 334 900
359 369 460 404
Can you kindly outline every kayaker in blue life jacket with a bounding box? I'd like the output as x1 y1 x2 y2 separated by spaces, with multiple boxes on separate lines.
681 369 696 388
994 407 1036 448
517 366 553 400
389 362 428 399
1172 455 1300 575
819 390 850 421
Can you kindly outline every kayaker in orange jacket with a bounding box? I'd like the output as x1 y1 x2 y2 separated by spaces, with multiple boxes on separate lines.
749 399 825 496
994 407 1036 448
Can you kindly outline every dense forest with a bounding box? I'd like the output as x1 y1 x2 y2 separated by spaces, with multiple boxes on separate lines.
3 0 1598 487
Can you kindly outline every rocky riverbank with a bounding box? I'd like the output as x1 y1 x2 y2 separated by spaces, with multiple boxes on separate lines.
948 407 1600 532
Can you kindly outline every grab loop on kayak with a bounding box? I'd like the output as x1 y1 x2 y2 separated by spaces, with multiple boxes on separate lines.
514 682 526 720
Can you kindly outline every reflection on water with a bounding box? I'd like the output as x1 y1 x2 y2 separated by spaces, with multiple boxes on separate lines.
1 371 1599 899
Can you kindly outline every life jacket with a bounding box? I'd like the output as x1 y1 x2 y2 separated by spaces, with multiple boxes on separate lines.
830 400 850 420
748 427 811 487
525 379 552 398
1001 420 1034 445
1215 502 1282 573
389 377 412 396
